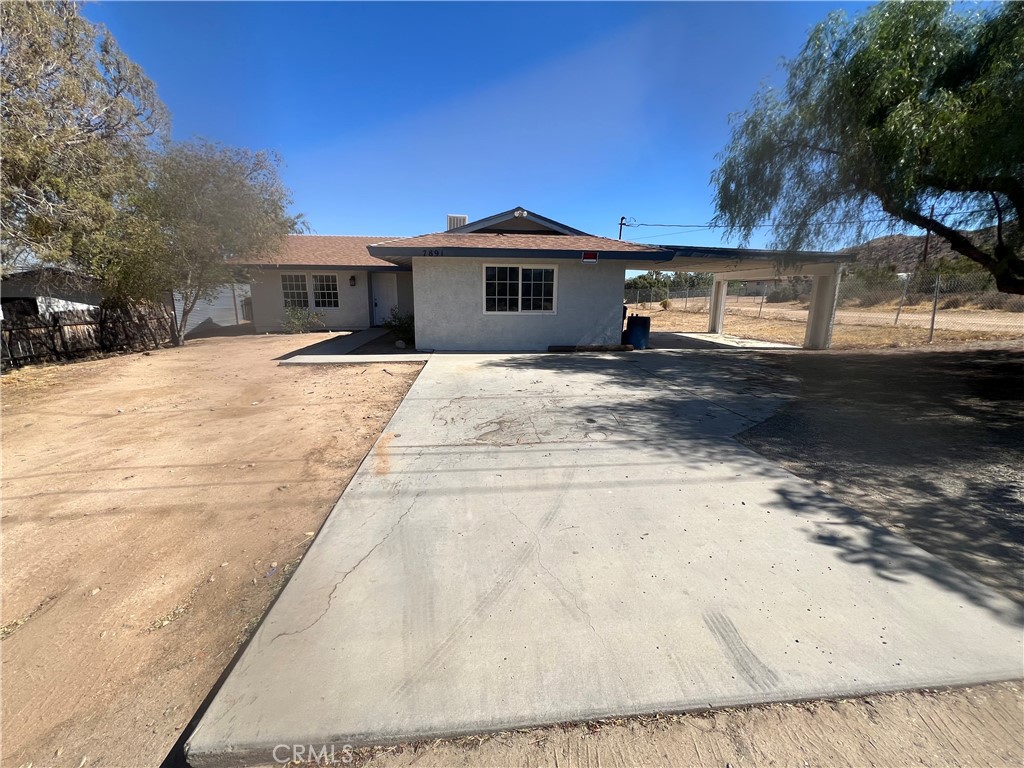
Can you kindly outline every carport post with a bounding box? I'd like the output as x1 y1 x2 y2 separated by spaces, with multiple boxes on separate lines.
708 278 728 334
803 268 842 349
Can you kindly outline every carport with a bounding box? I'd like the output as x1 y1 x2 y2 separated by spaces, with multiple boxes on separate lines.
366 208 855 353
622 245 853 349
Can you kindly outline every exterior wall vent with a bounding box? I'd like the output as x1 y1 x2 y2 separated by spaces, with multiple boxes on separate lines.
447 214 469 231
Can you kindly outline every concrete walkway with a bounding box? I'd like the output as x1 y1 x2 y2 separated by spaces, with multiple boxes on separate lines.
651 331 798 350
280 353 431 365
276 328 431 365
276 328 387 359
187 352 1022 766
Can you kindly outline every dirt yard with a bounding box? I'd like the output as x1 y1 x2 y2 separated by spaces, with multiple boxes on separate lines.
3 338 1022 768
0 335 422 767
631 304 1023 348
350 681 1022 768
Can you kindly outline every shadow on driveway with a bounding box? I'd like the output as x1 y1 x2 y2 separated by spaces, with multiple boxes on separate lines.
481 349 1023 623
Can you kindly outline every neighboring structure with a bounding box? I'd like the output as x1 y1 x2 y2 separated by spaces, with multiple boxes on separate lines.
237 208 853 349
235 235 412 334
1 267 102 318
172 284 252 339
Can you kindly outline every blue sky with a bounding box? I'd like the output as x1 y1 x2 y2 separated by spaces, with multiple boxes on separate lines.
84 1 871 246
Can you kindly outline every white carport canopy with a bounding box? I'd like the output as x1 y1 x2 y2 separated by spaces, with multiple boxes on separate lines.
619 245 855 350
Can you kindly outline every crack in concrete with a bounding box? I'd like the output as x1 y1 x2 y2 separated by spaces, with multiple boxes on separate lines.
268 499 417 644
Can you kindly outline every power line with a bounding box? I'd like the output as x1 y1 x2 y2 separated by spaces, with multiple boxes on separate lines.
632 228 713 241
621 207 996 234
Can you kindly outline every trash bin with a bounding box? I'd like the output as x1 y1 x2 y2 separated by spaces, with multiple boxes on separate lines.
624 314 650 350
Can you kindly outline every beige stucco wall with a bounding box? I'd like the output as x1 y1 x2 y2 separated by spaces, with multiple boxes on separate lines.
396 272 414 315
249 268 372 333
412 256 624 351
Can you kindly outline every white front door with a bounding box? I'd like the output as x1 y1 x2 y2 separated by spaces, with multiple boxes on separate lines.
371 272 399 326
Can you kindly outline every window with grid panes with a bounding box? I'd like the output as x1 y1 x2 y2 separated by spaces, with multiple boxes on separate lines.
312 274 339 308
483 265 556 313
281 274 308 307
520 267 555 312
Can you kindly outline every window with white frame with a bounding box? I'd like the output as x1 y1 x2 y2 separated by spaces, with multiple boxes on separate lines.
312 274 339 308
281 274 308 307
484 265 557 313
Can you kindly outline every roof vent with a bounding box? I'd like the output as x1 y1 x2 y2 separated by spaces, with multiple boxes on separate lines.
447 214 468 231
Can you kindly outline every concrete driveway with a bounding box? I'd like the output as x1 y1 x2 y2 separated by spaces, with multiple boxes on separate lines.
187 352 1023 766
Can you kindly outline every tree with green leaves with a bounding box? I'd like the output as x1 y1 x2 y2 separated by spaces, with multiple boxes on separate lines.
712 1 1023 294
105 140 305 345
1 0 167 272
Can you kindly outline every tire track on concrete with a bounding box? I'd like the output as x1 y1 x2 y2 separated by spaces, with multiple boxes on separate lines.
389 464 577 702
702 610 780 693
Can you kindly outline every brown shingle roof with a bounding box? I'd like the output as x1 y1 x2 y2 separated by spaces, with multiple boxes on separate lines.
371 232 669 253
234 235 398 268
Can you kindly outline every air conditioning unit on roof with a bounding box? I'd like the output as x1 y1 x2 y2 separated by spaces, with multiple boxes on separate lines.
447 214 468 231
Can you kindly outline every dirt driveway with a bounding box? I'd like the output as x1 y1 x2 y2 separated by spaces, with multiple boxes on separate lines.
1 335 422 767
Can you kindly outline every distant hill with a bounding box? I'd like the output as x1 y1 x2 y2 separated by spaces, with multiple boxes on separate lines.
844 225 1009 273
845 232 964 272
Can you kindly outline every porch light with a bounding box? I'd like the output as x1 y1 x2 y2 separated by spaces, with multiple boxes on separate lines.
349 275 357 287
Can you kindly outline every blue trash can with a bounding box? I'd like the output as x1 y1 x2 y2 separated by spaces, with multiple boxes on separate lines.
625 314 651 350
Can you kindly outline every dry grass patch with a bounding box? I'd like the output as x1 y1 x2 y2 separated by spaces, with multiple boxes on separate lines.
630 306 1020 348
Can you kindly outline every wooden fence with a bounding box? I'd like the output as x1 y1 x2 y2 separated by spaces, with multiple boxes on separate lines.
1 305 173 369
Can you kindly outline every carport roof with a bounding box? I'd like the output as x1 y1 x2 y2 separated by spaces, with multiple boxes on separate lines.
367 207 855 272
628 243 856 274
369 233 855 274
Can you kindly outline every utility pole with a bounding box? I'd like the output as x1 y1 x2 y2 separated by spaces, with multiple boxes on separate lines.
922 204 938 343
618 216 627 240
919 204 935 266
896 204 935 328
928 273 941 343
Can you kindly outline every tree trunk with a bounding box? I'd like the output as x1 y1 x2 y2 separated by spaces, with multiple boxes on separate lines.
174 291 200 347
992 241 1024 295
887 203 1024 295
173 310 189 346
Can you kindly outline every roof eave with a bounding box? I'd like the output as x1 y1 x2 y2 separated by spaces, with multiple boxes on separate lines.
367 245 674 261
233 262 407 271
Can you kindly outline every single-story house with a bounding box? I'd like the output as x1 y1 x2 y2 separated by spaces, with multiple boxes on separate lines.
238 235 413 334
237 207 853 350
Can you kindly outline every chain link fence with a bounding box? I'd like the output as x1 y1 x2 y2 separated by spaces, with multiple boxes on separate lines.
625 271 1024 348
